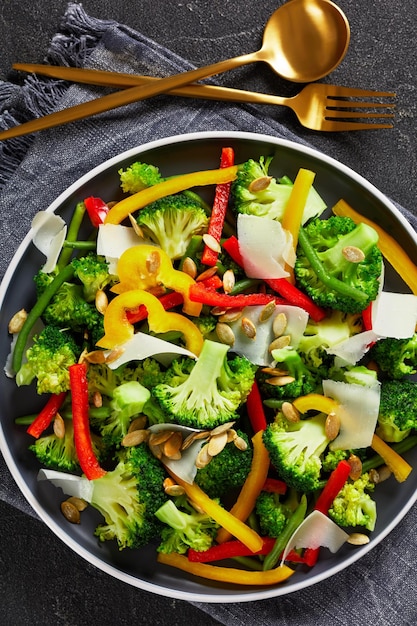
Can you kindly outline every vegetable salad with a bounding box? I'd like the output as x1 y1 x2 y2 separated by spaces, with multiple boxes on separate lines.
6 146 417 588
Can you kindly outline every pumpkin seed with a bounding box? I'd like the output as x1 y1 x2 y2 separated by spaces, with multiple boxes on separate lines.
203 233 221 253
216 322 235 346
342 246 365 263
8 309 27 334
61 500 81 524
95 289 108 314
248 176 272 192
272 312 288 337
182 256 198 278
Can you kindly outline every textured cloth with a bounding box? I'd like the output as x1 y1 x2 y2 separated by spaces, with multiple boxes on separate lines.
0 4 416 624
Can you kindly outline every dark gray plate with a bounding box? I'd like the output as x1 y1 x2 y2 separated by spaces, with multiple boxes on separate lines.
1 131 416 602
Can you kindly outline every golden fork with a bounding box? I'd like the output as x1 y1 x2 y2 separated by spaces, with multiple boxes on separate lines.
0 62 395 140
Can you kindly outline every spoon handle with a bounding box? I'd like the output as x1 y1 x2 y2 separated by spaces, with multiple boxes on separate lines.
1 54 257 141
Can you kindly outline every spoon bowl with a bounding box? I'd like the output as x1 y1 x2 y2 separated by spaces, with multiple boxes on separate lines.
261 0 351 82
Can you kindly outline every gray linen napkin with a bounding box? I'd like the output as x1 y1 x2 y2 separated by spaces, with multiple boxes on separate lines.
0 4 416 624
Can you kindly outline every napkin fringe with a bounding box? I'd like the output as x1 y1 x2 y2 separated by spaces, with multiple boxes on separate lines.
0 2 110 190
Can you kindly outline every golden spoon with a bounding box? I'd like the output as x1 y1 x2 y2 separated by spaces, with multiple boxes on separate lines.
1 0 350 140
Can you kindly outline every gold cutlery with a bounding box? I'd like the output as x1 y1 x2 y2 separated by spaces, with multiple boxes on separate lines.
0 63 395 138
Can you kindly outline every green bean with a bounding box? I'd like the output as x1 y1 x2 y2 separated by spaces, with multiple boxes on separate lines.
229 278 261 295
57 202 86 269
297 228 368 304
11 264 75 373
62 241 96 250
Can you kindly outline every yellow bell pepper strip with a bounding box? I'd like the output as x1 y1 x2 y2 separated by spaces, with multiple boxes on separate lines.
371 433 412 482
333 199 417 295
292 393 339 415
157 551 294 586
104 165 238 225
96 289 204 356
216 430 270 545
281 168 316 282
111 245 202 317
166 468 264 553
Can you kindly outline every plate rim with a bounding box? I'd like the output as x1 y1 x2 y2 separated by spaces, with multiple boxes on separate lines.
1 129 416 603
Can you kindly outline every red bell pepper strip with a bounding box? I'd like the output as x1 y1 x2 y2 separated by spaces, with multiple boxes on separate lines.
265 278 326 322
69 363 107 480
126 291 184 324
303 459 351 566
189 283 282 308
362 302 373 331
201 147 235 266
199 274 224 291
188 537 276 562
26 392 67 439
262 477 287 495
246 380 268 432
222 235 243 266
222 236 326 322
84 196 109 227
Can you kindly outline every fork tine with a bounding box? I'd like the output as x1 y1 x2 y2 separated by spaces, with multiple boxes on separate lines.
326 100 396 109
324 86 396 98
323 121 394 131
325 110 395 119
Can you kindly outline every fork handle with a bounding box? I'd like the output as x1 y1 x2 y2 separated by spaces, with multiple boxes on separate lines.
2 54 273 141
0 63 289 141
12 63 289 105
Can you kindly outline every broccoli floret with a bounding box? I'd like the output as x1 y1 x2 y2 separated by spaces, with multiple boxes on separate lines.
16 325 79 394
92 443 168 549
152 339 256 429
263 412 330 492
89 359 165 396
231 157 325 222
258 346 319 401
88 360 166 427
328 473 377 531
71 253 114 302
189 314 217 339
297 310 363 377
376 380 417 442
29 419 105 472
321 448 350 473
295 216 383 313
194 430 253 498
33 268 58 297
369 334 417 380
155 494 219 554
42 280 104 342
255 491 292 538
136 193 209 260
119 161 163 194
90 381 151 448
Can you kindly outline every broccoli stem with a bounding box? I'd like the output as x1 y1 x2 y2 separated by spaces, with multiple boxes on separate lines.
297 228 369 304
178 235 203 270
57 201 86 269
319 222 378 273
262 494 307 571
12 264 76 373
